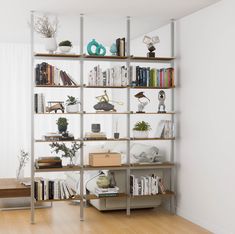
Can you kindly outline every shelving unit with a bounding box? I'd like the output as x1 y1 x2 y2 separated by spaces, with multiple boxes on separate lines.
30 12 176 223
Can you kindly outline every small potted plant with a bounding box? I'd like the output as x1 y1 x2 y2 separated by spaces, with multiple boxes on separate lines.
33 16 58 53
59 40 72 53
66 96 80 113
133 121 151 138
57 117 68 133
50 142 83 167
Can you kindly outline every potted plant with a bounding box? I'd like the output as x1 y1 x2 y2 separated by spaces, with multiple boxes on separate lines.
66 96 80 113
50 142 83 167
59 40 72 53
34 16 58 53
56 117 68 133
133 121 151 138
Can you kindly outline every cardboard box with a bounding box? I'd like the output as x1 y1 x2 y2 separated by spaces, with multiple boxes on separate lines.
89 152 121 167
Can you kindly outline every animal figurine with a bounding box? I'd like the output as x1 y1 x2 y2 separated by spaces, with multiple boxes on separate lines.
46 102 65 113
158 90 166 113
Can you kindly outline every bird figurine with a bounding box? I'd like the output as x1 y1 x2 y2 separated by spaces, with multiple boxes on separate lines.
134 92 150 113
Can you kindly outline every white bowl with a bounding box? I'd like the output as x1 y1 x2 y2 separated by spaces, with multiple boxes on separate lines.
59 46 72 53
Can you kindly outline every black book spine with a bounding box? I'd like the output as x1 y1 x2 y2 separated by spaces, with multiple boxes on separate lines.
34 181 38 200
136 66 139 86
41 180 44 200
116 38 120 56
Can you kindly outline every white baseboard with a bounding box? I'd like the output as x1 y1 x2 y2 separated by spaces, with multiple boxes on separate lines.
176 207 234 234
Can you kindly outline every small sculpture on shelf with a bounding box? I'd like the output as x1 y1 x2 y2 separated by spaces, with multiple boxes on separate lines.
46 101 65 113
143 35 160 58
158 90 166 113
134 92 150 113
87 39 106 56
93 90 123 112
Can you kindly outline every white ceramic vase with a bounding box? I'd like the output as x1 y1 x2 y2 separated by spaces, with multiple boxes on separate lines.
45 37 57 54
66 104 80 113
133 130 149 138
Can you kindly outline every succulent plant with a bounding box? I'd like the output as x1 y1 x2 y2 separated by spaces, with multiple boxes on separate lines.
66 96 78 106
59 40 72 47
133 121 151 131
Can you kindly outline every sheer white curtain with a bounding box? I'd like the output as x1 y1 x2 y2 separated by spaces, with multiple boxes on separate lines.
0 43 31 178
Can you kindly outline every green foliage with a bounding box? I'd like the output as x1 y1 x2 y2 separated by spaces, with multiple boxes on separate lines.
50 142 83 161
56 117 68 127
66 96 78 106
133 121 151 131
59 40 72 47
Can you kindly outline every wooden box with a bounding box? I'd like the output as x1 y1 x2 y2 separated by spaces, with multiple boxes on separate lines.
89 152 121 167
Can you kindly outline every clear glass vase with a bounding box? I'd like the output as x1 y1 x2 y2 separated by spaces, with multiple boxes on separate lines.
16 168 24 181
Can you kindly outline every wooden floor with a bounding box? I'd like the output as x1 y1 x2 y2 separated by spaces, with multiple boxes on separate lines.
0 202 210 234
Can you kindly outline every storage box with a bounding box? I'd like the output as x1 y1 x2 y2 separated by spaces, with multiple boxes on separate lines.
89 152 121 167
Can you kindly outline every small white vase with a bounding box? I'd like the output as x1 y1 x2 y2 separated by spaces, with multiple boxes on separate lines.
45 37 57 54
133 130 149 138
66 104 80 113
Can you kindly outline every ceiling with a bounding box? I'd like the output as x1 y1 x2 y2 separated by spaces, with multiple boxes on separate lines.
0 0 220 45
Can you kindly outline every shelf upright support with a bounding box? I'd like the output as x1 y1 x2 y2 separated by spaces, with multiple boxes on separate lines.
30 10 35 224
170 18 176 214
79 13 85 221
126 16 131 216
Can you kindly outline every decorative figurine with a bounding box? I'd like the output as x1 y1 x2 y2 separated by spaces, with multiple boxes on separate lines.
46 101 65 113
87 39 106 56
93 90 123 112
134 92 150 113
158 90 166 113
143 35 160 58
110 43 117 55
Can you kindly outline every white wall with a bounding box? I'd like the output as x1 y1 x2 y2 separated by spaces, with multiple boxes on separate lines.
176 0 235 233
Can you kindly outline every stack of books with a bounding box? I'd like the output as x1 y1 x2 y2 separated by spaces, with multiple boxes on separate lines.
35 157 62 169
43 133 75 141
156 120 174 138
88 65 128 87
34 179 76 200
130 66 174 88
130 174 166 196
94 186 119 198
84 132 107 140
35 62 78 86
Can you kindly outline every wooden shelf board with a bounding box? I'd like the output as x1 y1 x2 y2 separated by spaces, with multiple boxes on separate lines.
84 138 129 142
84 85 128 89
34 53 81 58
130 56 174 61
35 112 82 115
35 85 80 88
35 139 81 143
130 162 174 169
131 86 175 89
130 112 175 115
84 165 128 170
84 112 130 115
131 137 175 141
35 166 81 172
131 191 174 198
85 193 127 200
35 196 81 202
83 55 127 60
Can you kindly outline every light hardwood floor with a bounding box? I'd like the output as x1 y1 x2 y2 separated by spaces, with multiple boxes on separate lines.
0 202 210 234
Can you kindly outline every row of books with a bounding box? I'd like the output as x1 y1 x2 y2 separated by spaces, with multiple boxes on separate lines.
130 174 166 196
34 179 75 200
35 157 62 169
35 62 78 86
34 93 46 113
94 186 119 198
130 66 174 87
88 65 128 86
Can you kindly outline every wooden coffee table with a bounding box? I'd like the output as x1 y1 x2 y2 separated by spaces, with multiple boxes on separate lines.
0 178 30 198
